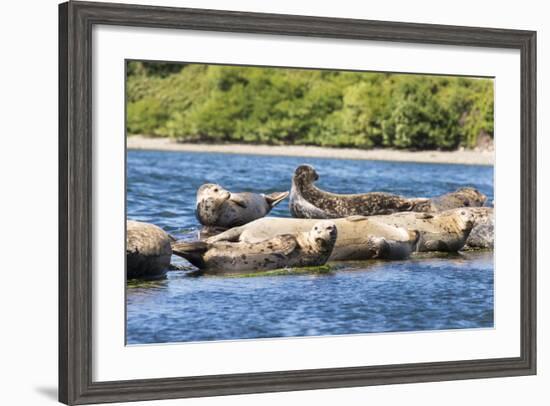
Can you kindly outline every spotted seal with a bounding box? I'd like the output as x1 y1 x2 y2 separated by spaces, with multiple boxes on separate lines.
209 208 474 255
207 216 419 261
126 220 173 279
172 221 337 272
427 187 487 211
289 165 486 218
371 208 476 252
196 183 289 228
462 207 494 250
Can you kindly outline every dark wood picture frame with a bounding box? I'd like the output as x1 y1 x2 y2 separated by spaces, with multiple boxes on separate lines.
59 1 537 404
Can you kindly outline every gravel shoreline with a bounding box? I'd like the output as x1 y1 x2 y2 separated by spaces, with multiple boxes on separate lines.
127 135 494 166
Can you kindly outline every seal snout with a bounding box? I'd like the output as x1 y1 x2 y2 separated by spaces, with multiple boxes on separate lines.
311 220 338 248
457 209 476 231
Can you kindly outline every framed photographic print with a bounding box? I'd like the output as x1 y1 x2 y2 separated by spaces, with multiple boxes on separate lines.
59 1 536 404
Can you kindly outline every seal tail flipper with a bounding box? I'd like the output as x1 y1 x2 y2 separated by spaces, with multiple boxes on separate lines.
265 191 289 208
171 241 209 269
229 194 248 208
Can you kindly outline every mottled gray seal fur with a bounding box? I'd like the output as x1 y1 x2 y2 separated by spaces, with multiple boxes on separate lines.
428 187 487 211
370 208 476 252
126 220 173 279
172 221 337 272
196 183 289 228
463 207 494 250
289 165 487 219
207 216 419 261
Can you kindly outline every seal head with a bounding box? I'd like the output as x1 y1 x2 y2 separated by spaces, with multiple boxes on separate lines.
195 183 234 225
294 165 319 185
306 220 338 254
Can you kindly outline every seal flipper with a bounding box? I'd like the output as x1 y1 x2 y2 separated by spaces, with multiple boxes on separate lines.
265 191 289 208
345 215 369 222
206 226 244 243
264 234 298 256
229 194 248 208
171 241 209 268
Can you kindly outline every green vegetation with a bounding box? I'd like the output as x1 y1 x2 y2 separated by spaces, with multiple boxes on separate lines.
127 61 494 150
226 264 333 278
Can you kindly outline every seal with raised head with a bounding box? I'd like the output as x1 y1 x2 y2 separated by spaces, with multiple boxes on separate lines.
126 220 173 279
290 165 429 218
172 221 337 273
207 216 419 261
196 183 289 228
289 164 486 218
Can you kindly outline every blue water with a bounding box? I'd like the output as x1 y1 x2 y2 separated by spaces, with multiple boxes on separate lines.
126 150 494 344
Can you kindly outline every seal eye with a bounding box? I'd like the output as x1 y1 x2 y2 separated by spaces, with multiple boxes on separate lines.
213 188 219 193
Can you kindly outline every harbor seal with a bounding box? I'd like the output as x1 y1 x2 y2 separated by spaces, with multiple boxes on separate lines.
289 164 486 218
427 187 487 211
196 183 289 228
207 216 419 261
171 221 337 272
371 208 476 252
126 220 173 279
463 207 494 250
290 165 428 218
210 208 474 255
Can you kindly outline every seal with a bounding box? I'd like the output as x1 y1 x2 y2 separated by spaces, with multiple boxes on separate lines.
462 207 494 250
126 220 173 279
171 221 337 272
210 208 474 255
289 164 487 218
289 165 426 218
427 187 487 211
208 216 419 261
371 208 476 252
196 183 289 228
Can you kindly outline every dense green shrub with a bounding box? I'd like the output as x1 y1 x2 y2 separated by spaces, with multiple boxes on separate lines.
126 61 494 150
